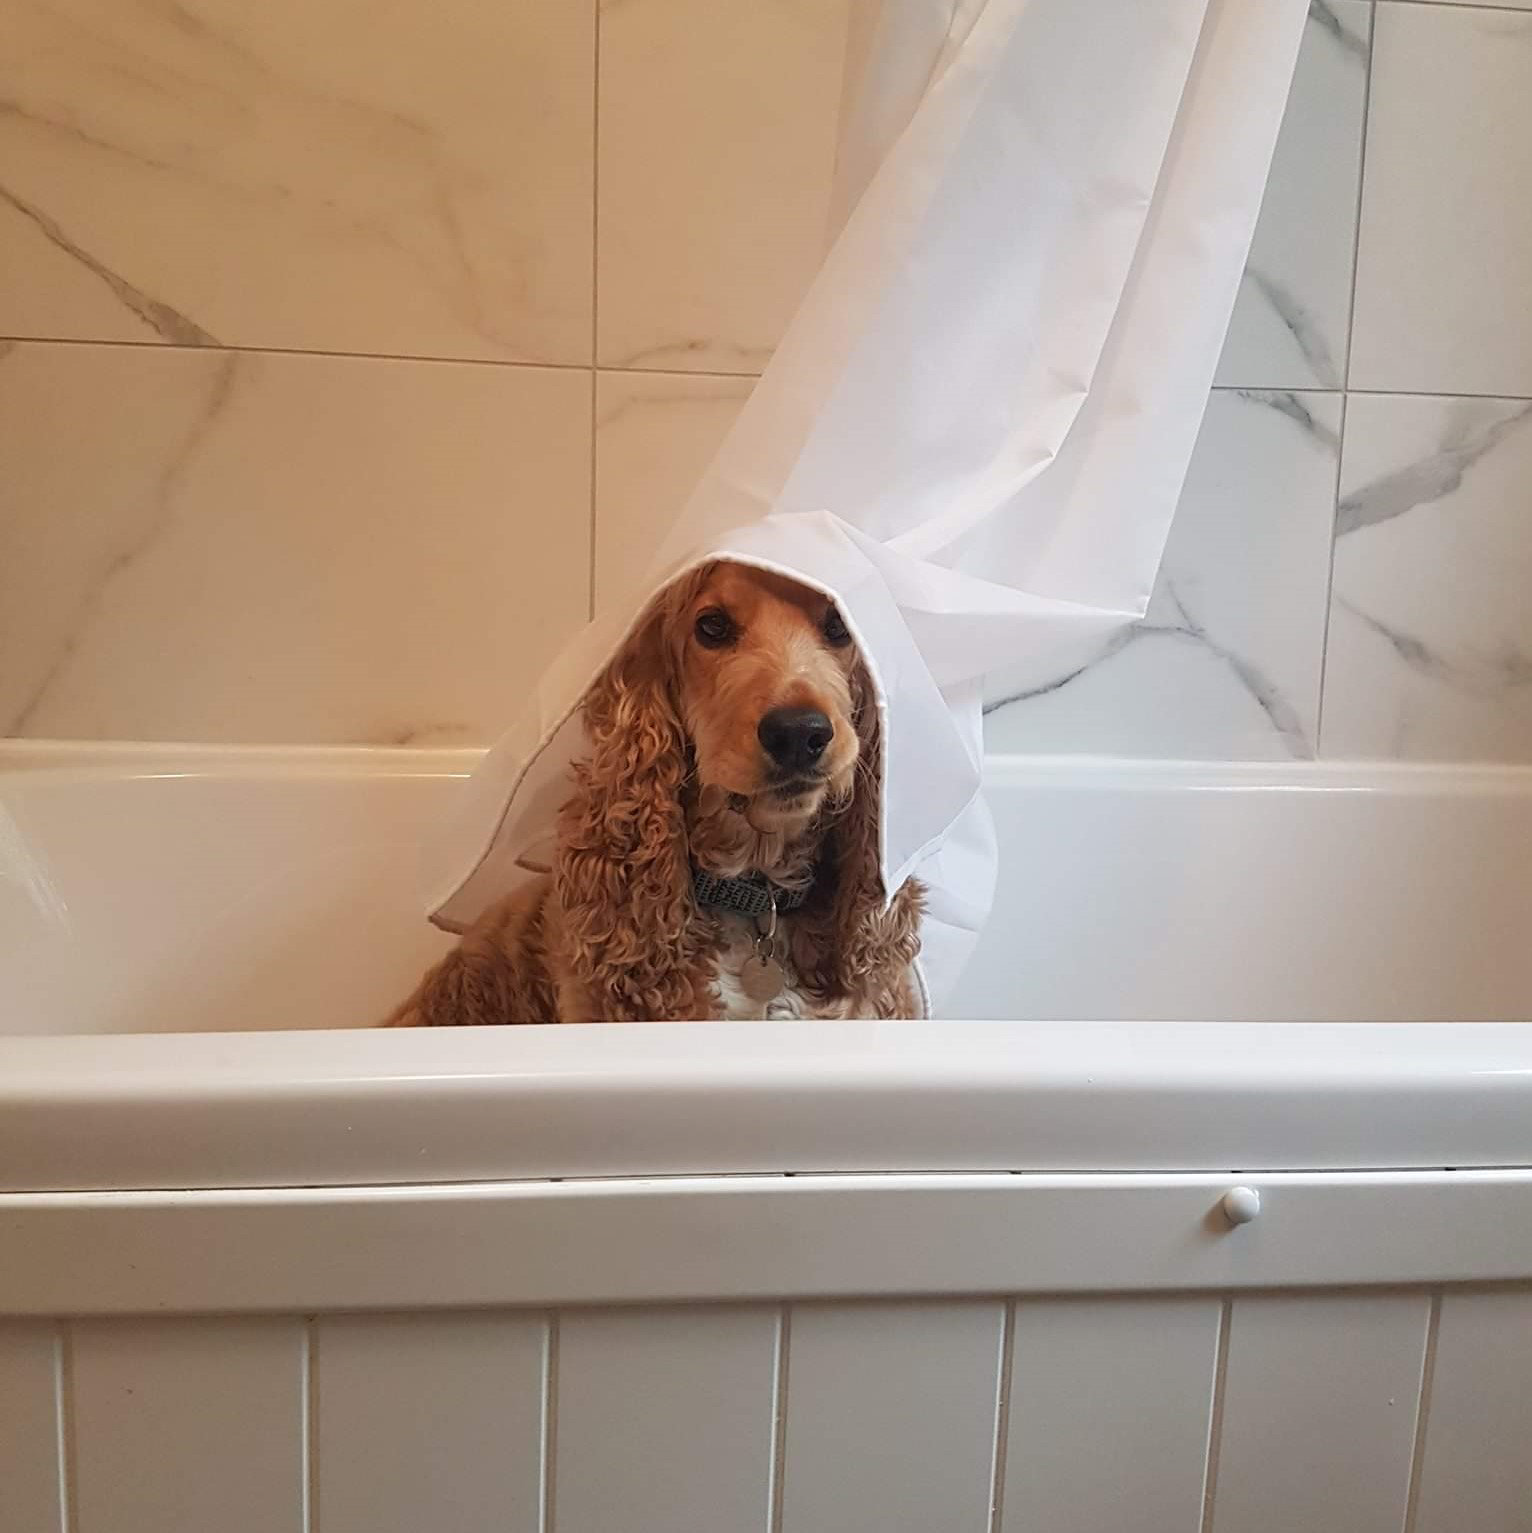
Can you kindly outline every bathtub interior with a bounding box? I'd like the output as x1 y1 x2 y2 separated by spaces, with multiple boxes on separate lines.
3 741 1531 1036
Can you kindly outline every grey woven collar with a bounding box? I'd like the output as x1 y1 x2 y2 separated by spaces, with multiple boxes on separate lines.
692 867 811 919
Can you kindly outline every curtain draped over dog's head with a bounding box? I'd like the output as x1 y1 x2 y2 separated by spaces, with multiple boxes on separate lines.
428 0 1309 1010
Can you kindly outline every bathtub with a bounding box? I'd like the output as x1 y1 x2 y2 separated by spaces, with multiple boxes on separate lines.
2 741 1531 1532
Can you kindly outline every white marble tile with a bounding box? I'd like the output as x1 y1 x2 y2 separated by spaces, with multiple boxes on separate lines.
1322 393 1532 761
597 0 851 373
1351 4 1532 395
0 0 594 363
985 389 1341 760
1215 0 1371 390
592 369 754 609
0 342 590 743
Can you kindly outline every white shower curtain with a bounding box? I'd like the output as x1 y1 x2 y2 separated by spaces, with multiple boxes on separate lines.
429 0 1309 1011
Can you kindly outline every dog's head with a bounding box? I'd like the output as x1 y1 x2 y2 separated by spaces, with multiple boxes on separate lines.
657 562 862 835
558 561 899 1019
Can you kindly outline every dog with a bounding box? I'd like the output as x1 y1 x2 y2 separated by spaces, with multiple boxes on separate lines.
385 561 924 1024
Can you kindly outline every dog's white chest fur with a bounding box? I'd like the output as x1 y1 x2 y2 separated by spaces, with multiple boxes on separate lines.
709 917 819 1021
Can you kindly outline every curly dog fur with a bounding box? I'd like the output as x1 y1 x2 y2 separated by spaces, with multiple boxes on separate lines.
385 562 923 1024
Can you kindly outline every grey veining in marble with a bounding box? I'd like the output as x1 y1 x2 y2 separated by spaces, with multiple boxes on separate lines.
1241 387 1343 451
983 627 1142 709
596 0 847 375
0 180 216 346
984 389 1338 760
1 1 595 362
1215 0 1370 390
609 338 777 375
1158 584 1312 753
985 583 1313 757
1334 598 1532 699
1324 392 1532 759
1309 0 1369 62
1238 269 1342 389
6 354 240 733
361 721 478 747
1 341 595 744
1336 401 1532 537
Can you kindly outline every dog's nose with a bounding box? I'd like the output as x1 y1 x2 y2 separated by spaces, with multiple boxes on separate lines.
758 707 834 772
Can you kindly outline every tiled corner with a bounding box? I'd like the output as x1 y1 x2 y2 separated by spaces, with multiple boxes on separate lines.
592 369 754 610
985 390 1341 761
596 0 851 373
1322 393 1532 761
0 0 594 364
1351 3 1532 395
0 343 591 743
1215 0 1371 390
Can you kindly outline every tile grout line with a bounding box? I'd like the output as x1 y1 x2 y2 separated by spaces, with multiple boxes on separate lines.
986 1300 1017 1533
1383 0 1532 12
0 333 767 383
1342 0 1378 396
587 0 602 623
1198 1297 1234 1533
6 335 1525 408
1225 385 1532 405
1345 386 1532 403
1318 0 1378 757
1400 1292 1442 1533
1315 389 1350 756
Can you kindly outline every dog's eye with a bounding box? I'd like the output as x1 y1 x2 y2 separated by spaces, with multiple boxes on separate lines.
822 606 852 648
694 608 736 648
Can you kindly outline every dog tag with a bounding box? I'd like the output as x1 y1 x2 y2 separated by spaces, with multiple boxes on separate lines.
741 954 786 1003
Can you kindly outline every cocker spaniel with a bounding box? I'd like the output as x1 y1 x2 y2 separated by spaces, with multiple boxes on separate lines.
385 561 924 1024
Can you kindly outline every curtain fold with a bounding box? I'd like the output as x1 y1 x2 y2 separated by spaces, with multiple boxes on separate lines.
428 0 1309 1010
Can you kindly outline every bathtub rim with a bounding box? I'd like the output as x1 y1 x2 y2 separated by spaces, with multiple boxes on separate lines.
2 1020 1531 1194
12 735 1532 797
7 742 1532 1192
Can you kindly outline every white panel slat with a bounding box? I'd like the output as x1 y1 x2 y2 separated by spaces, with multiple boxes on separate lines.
0 1322 64 1533
70 1317 304 1533
779 1300 1005 1533
999 1297 1221 1533
314 1313 547 1533
1412 1289 1532 1533
1210 1293 1429 1533
553 1305 778 1533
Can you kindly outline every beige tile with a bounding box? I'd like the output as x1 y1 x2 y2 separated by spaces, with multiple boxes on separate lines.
593 369 753 608
1323 393 1532 761
0 0 594 363
1214 0 1371 389
597 0 851 373
1351 5 1532 394
0 342 591 743
986 390 1340 761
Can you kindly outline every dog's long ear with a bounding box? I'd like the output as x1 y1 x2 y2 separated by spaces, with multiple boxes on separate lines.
554 580 714 1021
792 663 924 1016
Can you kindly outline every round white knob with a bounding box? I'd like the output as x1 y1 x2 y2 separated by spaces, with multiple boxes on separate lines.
1220 1186 1262 1226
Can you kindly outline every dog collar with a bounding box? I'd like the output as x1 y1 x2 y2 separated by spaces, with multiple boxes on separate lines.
691 868 810 919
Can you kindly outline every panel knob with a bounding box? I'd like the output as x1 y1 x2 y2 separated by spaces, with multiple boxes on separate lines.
1220 1186 1262 1226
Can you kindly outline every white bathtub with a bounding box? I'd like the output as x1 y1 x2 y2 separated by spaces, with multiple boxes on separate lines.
2 741 1531 1532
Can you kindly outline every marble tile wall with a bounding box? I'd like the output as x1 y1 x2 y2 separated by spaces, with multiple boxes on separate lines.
993 0 1532 762
3 0 1531 762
